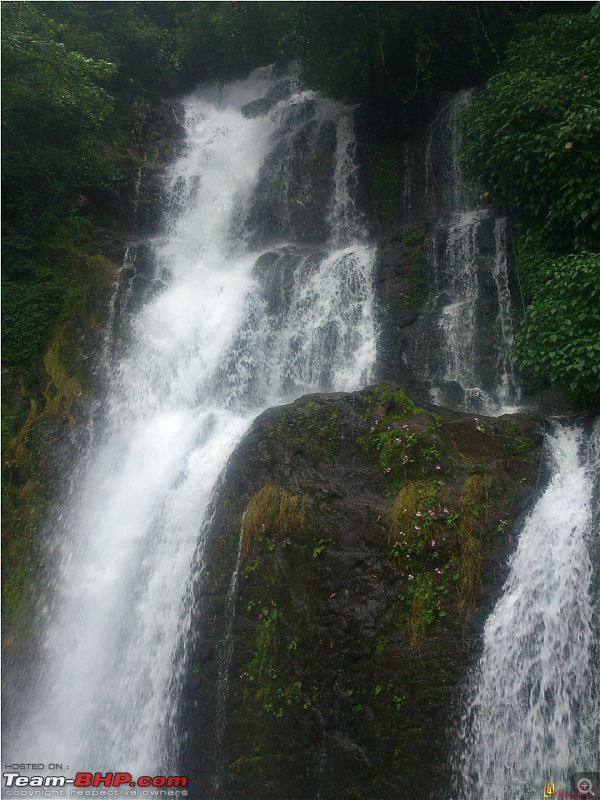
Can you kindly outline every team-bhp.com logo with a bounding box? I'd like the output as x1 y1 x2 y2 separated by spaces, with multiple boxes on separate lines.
3 772 188 789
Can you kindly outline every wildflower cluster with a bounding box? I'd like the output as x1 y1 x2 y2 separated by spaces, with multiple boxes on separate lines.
388 480 455 643
389 504 449 567
361 419 428 478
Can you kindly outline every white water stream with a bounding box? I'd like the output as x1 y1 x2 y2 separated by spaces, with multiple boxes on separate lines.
7 67 376 779
424 92 520 415
425 94 600 799
420 93 598 798
457 423 599 799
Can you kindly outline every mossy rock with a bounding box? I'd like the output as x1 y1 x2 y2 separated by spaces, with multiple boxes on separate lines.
181 385 543 800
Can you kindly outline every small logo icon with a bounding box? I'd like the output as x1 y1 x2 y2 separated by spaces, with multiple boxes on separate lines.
571 773 600 798
577 777 595 797
544 783 555 798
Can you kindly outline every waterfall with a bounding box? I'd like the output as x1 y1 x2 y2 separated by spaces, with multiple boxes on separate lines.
419 91 521 415
6 67 376 782
457 423 599 799
415 92 597 798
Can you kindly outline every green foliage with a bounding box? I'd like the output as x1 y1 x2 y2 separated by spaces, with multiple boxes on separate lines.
2 282 64 367
405 573 440 645
2 3 116 205
243 603 282 716
387 480 449 644
242 602 315 718
358 388 444 484
512 252 600 402
362 385 422 417
172 2 285 87
462 9 600 247
1 2 183 371
273 3 557 113
462 6 599 406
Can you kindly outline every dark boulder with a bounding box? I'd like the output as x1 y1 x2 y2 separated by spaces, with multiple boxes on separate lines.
180 385 543 800
241 98 277 118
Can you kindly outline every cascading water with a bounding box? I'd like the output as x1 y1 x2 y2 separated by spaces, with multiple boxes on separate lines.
457 423 599 799
412 92 598 798
419 91 521 414
6 67 376 782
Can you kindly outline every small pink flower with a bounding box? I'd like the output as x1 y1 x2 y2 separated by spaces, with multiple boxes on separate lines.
436 465 441 470
408 574 414 580
385 467 392 473
434 568 442 575
431 540 436 548
414 525 420 531
416 511 422 517
476 426 482 432
395 438 402 444
443 508 449 514
428 510 435 516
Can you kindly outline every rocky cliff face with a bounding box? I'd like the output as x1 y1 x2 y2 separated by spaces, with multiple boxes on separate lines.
180 386 542 799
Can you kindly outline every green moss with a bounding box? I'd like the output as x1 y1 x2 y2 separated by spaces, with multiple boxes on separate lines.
240 484 307 565
387 480 449 645
374 635 389 655
42 326 82 420
362 385 422 418
406 573 439 645
357 391 441 484
455 474 487 609
401 225 426 246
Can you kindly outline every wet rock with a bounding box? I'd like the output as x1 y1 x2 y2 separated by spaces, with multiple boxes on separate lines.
241 97 277 118
246 112 336 246
266 78 295 102
180 385 543 800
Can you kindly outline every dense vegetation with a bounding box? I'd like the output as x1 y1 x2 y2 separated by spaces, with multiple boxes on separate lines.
461 7 600 402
